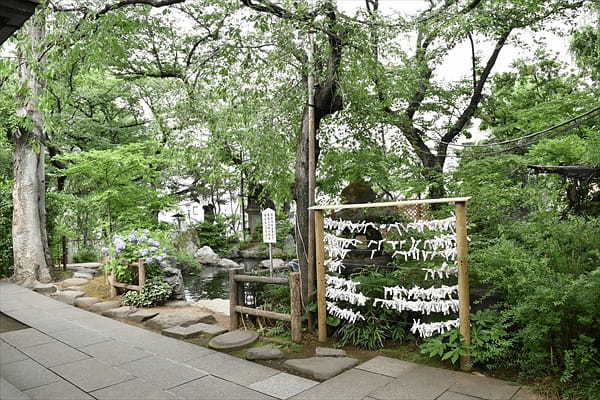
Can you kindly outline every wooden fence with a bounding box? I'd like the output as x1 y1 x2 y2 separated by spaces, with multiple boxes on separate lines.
229 268 302 343
107 259 146 298
309 197 472 371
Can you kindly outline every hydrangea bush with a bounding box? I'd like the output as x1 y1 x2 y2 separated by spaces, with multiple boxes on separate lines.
102 230 169 284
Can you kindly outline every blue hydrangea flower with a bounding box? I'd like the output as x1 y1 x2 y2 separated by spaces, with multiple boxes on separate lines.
148 246 158 252
138 248 149 257
143 229 150 234
128 232 137 243
139 234 148 242
101 247 109 256
114 238 125 253
148 239 160 247
145 256 156 264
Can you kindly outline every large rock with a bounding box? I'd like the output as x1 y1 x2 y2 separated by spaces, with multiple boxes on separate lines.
217 258 240 268
33 283 57 294
315 347 346 357
74 297 101 309
246 345 283 360
144 309 216 330
208 330 259 350
240 246 266 259
127 309 159 323
73 272 94 280
52 290 86 305
195 246 220 265
283 357 359 381
162 322 226 339
258 259 287 270
162 266 185 300
74 268 99 276
102 306 137 318
60 278 89 287
89 300 121 313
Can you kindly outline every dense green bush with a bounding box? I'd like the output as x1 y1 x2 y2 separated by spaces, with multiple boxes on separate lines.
173 251 201 273
193 217 237 256
73 246 98 263
121 277 173 307
0 179 12 277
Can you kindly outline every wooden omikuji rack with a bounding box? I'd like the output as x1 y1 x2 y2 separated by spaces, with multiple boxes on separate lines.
229 268 302 343
309 197 472 371
107 259 146 298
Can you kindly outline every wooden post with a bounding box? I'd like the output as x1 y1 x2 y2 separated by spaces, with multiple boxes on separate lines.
314 210 327 342
306 32 316 332
138 259 145 289
108 272 117 298
229 267 243 331
455 201 472 371
289 272 302 343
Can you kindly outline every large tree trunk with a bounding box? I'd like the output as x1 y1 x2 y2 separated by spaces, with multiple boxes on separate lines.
12 11 52 285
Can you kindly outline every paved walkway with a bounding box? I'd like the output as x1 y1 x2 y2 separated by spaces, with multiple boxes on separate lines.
0 282 537 400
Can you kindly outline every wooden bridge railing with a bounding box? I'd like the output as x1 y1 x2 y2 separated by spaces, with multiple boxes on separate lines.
229 268 302 343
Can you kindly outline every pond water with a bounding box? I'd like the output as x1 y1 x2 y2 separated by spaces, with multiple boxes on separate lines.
182 259 261 301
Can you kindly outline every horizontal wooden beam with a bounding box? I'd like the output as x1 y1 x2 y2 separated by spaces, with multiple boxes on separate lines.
309 197 471 211
234 306 291 322
110 282 142 291
233 275 289 285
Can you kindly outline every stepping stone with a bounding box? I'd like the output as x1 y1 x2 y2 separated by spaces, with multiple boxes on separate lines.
89 301 121 313
162 322 227 339
61 278 89 287
144 309 216 329
127 309 159 323
315 347 346 357
74 268 98 275
73 272 94 280
52 290 86 305
74 297 101 309
32 283 56 294
208 329 258 350
102 306 137 318
164 300 191 307
283 356 359 381
246 345 284 360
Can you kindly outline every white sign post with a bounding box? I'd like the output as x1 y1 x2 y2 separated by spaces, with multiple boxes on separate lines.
262 208 276 276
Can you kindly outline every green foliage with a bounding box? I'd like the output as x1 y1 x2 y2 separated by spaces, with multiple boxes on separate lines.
121 277 173 307
173 251 202 273
560 335 600 398
336 317 387 351
420 329 471 365
0 179 12 277
72 246 98 263
193 217 237 256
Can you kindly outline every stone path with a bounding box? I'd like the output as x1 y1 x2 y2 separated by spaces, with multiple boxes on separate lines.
0 281 539 400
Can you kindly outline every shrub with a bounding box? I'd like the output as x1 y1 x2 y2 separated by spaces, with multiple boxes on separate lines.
193 217 236 256
73 246 98 263
121 277 173 307
0 179 12 277
173 251 201 273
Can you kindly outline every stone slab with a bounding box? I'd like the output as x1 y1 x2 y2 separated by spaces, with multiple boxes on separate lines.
284 356 359 381
73 272 94 280
208 329 259 350
356 356 418 378
368 365 459 400
449 374 521 400
74 297 101 309
162 322 226 339
89 300 121 313
102 306 137 318
0 328 56 349
511 388 544 400
291 369 392 400
171 375 273 400
119 356 207 390
51 327 111 348
50 358 135 392
315 347 346 357
0 377 30 400
20 340 90 367
144 309 216 329
91 378 177 400
246 345 284 360
80 340 153 366
32 283 57 294
0 341 28 364
52 290 86 305
250 372 318 399
0 359 62 390
127 309 159 322
186 352 278 386
436 392 482 400
60 278 89 287
73 268 98 275
24 380 95 400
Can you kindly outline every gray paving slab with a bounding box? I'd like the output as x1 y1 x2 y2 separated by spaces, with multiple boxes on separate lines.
73 314 127 333
186 352 279 386
0 328 56 348
369 364 459 400
136 334 215 362
0 358 62 390
0 341 28 364
50 358 135 392
32 319 82 334
170 375 275 400
356 356 419 378
0 377 29 400
119 356 207 390
250 372 319 399
20 340 90 367
291 369 392 400
90 378 177 400
24 380 95 400
144 309 216 329
162 322 227 339
449 374 520 400
80 340 153 366
284 356 359 381
436 391 482 400
51 327 112 348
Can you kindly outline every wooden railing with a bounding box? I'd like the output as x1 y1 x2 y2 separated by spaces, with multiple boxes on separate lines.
107 259 145 298
309 197 472 371
229 268 302 343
